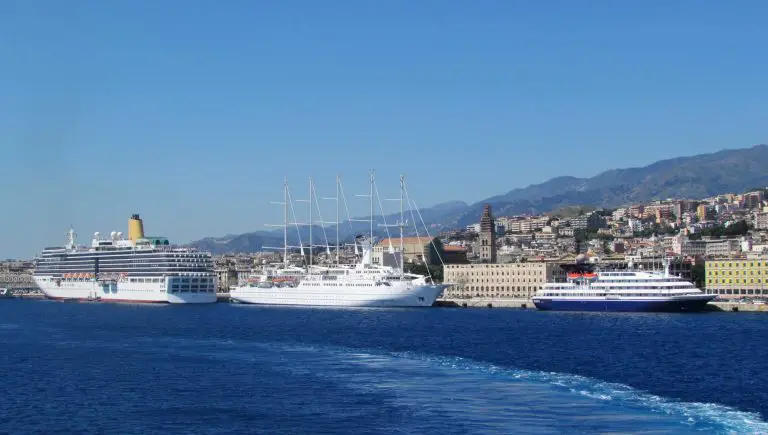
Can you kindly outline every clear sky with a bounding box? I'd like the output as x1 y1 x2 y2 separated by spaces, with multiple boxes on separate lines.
1 0 766 258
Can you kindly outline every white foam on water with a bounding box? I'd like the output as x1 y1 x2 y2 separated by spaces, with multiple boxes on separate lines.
47 335 768 434
382 350 768 435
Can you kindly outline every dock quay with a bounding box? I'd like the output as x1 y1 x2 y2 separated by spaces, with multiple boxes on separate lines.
435 298 534 309
708 301 767 312
7 292 767 312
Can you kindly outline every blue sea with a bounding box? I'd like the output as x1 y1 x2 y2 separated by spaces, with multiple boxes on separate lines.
1 300 767 434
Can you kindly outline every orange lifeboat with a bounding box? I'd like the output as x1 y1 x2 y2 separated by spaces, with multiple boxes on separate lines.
567 272 583 279
582 272 598 279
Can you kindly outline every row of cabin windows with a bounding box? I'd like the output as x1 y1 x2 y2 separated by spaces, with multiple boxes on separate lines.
170 286 215 293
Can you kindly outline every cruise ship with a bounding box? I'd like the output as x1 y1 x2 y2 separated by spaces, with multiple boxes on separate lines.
532 259 716 312
229 173 451 307
33 214 217 304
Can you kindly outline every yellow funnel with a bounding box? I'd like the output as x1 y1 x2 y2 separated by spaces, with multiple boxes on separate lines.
128 214 145 241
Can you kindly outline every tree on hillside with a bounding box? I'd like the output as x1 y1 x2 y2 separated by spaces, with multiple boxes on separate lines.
691 263 705 289
426 237 445 266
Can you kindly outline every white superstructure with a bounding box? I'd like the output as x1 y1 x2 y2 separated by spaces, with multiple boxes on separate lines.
532 259 716 312
231 238 448 307
33 214 217 304
230 172 451 307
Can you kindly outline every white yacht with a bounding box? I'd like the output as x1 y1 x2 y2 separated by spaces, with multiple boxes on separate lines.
532 259 716 312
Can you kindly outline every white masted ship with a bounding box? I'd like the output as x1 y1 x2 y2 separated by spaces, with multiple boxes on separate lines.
33 214 217 304
230 173 451 307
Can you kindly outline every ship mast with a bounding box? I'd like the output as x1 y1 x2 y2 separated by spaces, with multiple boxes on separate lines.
336 174 340 264
283 178 288 268
399 174 405 277
369 170 374 245
309 176 313 269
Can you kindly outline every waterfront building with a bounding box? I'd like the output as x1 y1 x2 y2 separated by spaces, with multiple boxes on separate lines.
443 262 564 299
705 259 768 298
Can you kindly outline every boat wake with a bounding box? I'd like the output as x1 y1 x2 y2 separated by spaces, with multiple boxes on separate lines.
382 350 768 434
153 337 768 434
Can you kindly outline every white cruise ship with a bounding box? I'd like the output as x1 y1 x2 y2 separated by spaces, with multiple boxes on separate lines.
33 214 217 304
532 259 716 312
229 173 451 307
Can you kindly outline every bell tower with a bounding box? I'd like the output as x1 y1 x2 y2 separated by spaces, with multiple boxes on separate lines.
478 204 497 263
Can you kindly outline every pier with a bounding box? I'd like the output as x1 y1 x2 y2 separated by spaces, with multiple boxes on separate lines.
708 301 768 312
435 298 534 309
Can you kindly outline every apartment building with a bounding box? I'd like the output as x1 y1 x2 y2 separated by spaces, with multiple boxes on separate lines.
681 238 741 257
443 262 565 299
705 259 768 298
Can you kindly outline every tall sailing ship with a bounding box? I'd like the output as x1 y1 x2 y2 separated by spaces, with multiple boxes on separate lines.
33 214 217 304
230 173 451 307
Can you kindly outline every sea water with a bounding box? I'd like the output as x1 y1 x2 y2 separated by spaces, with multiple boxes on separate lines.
0 300 766 434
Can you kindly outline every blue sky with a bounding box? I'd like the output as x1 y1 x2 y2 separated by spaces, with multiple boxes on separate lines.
1 0 766 258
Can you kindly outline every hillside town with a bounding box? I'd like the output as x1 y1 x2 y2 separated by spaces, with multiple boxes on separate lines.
4 189 768 304
189 188 768 303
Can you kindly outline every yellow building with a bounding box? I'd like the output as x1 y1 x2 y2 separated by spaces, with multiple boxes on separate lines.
372 237 432 265
705 259 768 298
443 262 565 299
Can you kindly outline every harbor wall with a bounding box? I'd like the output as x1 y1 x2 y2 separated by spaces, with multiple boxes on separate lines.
18 292 766 312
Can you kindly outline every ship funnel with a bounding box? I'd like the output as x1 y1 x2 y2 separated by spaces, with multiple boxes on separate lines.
128 214 145 241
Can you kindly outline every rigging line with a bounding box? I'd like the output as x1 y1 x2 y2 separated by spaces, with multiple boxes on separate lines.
311 179 331 254
372 176 395 252
286 185 305 258
403 193 432 282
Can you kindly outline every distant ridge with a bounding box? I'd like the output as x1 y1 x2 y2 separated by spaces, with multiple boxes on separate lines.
188 144 768 253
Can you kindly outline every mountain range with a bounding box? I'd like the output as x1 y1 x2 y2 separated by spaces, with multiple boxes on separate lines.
189 144 768 254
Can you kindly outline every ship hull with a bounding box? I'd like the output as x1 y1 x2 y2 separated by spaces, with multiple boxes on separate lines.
230 283 449 307
532 295 716 313
34 277 216 304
